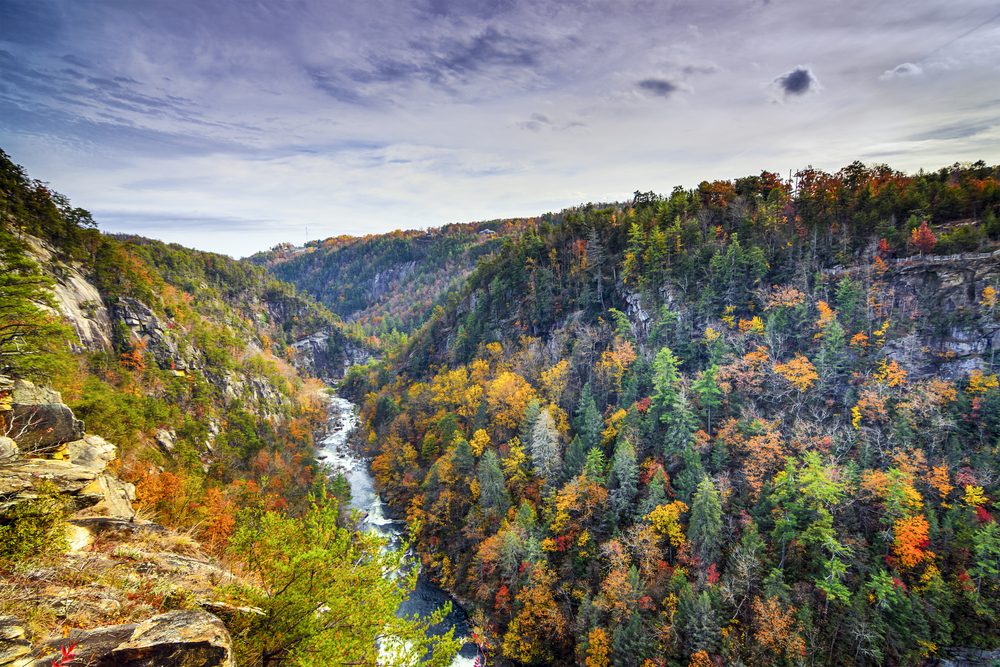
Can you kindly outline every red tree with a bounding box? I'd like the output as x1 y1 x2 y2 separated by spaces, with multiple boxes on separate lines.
910 220 937 255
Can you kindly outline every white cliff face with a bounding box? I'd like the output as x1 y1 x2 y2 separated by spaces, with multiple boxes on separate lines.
24 235 113 352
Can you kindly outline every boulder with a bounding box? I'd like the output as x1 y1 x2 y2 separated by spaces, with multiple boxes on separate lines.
0 438 17 464
0 616 31 667
66 435 117 472
155 430 176 456
8 380 83 452
0 458 134 519
35 611 235 667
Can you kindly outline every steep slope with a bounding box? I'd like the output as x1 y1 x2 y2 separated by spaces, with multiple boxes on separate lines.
1 149 449 665
254 220 523 338
346 161 1000 665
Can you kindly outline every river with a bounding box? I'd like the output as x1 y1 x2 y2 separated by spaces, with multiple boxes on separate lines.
318 395 480 666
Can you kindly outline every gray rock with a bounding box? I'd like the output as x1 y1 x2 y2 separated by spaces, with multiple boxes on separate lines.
35 610 235 667
0 438 17 464
0 616 31 667
66 435 116 472
8 380 83 451
155 429 176 456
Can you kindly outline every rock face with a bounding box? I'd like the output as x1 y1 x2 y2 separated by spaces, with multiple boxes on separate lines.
0 438 17 464
33 611 235 667
0 616 32 667
7 380 84 451
291 330 371 380
111 297 188 371
23 235 113 353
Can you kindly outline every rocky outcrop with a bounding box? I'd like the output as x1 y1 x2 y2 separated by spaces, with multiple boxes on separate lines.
0 616 31 667
32 611 235 667
23 235 113 353
6 380 83 452
110 297 188 371
291 330 371 380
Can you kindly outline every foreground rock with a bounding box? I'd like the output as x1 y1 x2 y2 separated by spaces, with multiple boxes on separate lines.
7 380 83 452
32 611 234 667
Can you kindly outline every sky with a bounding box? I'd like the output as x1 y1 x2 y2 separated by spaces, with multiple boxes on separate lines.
1 0 999 257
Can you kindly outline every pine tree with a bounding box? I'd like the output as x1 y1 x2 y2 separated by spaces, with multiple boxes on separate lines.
478 450 510 516
680 589 721 655
653 346 682 415
608 438 639 524
689 477 723 566
575 383 603 450
692 365 723 433
529 408 562 484
582 447 607 484
564 435 589 480
674 444 706 504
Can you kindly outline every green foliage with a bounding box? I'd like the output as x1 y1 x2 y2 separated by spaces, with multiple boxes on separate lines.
0 482 67 565
225 490 459 666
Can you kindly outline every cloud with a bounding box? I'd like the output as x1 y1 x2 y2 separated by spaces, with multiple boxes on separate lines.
880 62 923 80
772 66 819 100
909 121 993 141
637 78 680 98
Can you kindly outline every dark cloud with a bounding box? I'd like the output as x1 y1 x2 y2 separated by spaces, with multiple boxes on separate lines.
637 78 679 97
773 66 818 98
681 63 720 76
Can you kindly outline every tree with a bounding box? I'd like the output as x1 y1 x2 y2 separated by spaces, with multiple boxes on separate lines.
529 408 562 484
564 435 589 480
689 477 723 566
226 490 460 666
608 438 639 524
575 384 603 451
691 365 723 432
0 232 70 380
478 450 510 517
652 346 682 414
910 219 937 255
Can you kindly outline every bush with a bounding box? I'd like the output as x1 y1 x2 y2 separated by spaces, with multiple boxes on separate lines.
0 481 67 565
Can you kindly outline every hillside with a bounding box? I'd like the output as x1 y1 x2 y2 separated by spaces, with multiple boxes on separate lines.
253 220 523 340
337 161 1000 665
0 150 457 666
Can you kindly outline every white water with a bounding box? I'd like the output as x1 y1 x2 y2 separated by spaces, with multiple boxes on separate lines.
318 396 479 666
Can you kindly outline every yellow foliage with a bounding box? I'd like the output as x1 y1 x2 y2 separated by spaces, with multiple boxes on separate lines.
773 354 819 392
601 408 628 445
646 500 688 549
540 360 570 403
850 331 869 349
874 358 907 387
721 305 736 329
963 485 988 507
926 465 953 501
486 371 537 432
981 285 997 309
815 300 836 338
585 628 611 667
851 405 862 430
967 369 999 394
470 428 491 456
738 316 765 335
704 326 721 343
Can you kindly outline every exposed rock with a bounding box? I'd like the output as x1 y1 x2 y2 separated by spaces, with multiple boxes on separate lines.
0 456 134 519
8 380 83 451
0 616 31 667
110 297 187 371
66 435 116 472
936 646 1000 666
155 429 177 456
22 235 113 353
291 330 371 380
35 611 235 667
0 438 17 464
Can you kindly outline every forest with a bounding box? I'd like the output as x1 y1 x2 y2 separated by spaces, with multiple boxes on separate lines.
324 160 1000 666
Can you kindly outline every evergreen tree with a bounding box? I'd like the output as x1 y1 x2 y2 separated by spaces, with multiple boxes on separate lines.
611 611 651 667
674 444 706 504
478 450 510 516
691 365 723 433
689 477 723 566
575 383 603 450
661 390 698 458
652 346 682 415
582 447 607 484
608 438 639 523
529 408 562 484
679 589 721 655
564 435 588 480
